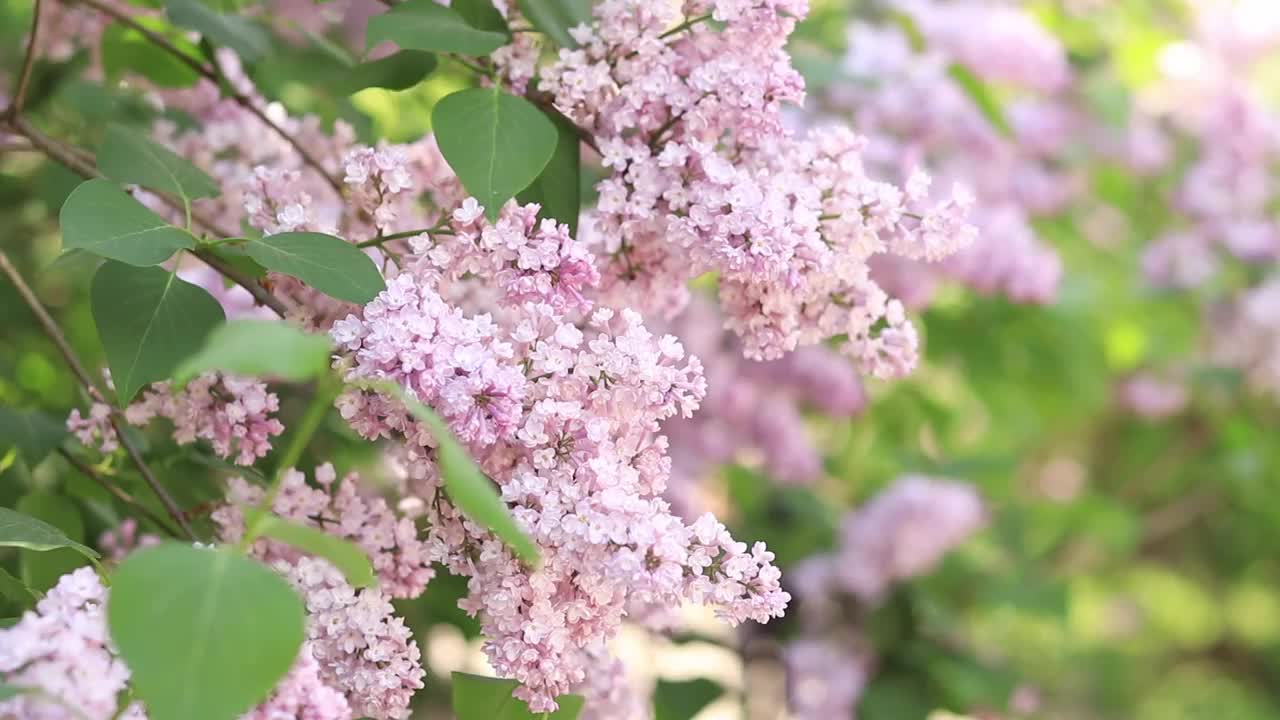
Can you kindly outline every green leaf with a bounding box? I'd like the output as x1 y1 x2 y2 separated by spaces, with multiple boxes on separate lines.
335 51 438 94
15 492 89 593
175 319 332 384
0 684 29 701
453 0 512 35
654 678 724 720
517 110 581 235
366 0 510 56
0 566 39 611
355 380 539 564
947 64 1013 138
890 10 926 53
91 261 226 404
108 544 305 720
0 618 18 629
242 232 386 304
452 672 584 720
207 242 269 280
0 407 67 466
517 0 592 48
0 506 99 561
253 512 375 588
432 88 558 221
98 124 220 202
101 22 202 88
166 0 271 61
60 179 196 266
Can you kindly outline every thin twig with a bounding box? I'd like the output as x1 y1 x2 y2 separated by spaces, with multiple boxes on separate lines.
525 90 601 156
0 251 196 540
356 224 453 248
57 447 182 537
8 0 43 116
76 0 343 195
0 138 36 152
3 117 288 316
6 115 98 177
191 246 289 316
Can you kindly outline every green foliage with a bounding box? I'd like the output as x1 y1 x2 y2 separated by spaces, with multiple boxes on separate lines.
15 492 88 593
335 51 439 94
946 64 1012 138
453 0 513 35
108 544 306 720
91 261 225 404
0 567 39 611
451 672 585 720
60 179 196 266
0 506 99 563
0 407 67 466
362 380 540 565
241 231 386 304
253 512 376 588
175 319 332 383
432 87 558 221
166 0 271 62
101 21 202 88
517 0 593 48
366 0 511 56
97 124 221 202
653 678 724 720
517 110 582 235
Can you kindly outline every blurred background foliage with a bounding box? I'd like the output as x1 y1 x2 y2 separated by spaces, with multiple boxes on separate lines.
3 0 1280 718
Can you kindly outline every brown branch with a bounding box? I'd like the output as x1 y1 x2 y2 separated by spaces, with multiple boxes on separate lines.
74 0 343 195
525 90 601 156
6 115 98 178
8 0 43 117
0 251 197 539
57 447 182 537
3 116 288 316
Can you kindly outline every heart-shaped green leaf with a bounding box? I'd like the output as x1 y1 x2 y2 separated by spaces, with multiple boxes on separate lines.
432 87 558 221
175 319 332 384
367 0 510 55
452 672 584 720
242 232 385 304
91 261 226 404
0 506 99 563
60 179 196 266
253 512 375 588
98 124 220 202
108 544 305 720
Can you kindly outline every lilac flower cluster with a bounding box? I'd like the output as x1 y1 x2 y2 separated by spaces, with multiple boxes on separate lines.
331 199 789 711
782 475 985 718
214 464 434 599
0 567 355 720
818 1 1070 307
661 297 866 515
281 557 425 720
67 372 284 466
541 0 976 376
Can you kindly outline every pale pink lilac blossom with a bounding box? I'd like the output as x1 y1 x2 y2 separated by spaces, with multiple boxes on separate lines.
280 557 426 720
330 200 789 711
67 372 283 465
213 464 434 599
540 0 975 375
